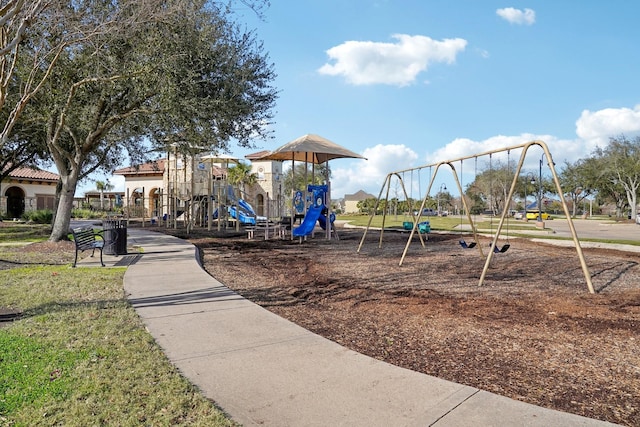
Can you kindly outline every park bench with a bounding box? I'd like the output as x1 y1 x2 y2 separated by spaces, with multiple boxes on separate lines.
71 226 105 268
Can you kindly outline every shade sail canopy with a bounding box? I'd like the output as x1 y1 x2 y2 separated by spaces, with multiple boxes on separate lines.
257 134 366 164
200 153 240 164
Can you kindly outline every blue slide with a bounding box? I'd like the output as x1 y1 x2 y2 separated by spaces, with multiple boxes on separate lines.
238 199 254 215
228 200 257 225
317 212 336 230
293 204 323 237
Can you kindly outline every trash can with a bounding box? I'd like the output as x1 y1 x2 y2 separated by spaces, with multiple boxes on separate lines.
102 219 127 255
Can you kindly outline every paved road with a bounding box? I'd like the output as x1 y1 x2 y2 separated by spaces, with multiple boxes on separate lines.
546 217 639 241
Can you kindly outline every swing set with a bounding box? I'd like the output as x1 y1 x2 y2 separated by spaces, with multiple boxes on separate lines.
357 140 596 294
457 157 479 250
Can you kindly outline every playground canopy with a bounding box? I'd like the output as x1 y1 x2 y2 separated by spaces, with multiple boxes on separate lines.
258 133 365 240
200 153 240 167
257 133 366 164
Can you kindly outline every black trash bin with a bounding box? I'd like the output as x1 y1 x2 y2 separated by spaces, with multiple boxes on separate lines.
102 219 127 255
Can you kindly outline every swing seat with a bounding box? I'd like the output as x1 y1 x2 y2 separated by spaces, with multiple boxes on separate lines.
459 239 476 249
490 243 510 253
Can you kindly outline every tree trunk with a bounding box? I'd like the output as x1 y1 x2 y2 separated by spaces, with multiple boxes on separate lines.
627 191 637 219
49 174 79 241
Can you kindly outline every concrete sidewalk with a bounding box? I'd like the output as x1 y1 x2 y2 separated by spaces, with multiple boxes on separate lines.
86 227 618 426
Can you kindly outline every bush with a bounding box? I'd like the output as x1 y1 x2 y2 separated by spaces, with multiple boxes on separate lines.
22 210 53 224
71 208 105 219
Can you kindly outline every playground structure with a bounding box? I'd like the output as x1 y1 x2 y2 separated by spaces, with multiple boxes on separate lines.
113 134 360 240
218 185 262 226
129 150 337 240
292 184 337 239
357 140 595 294
149 150 285 234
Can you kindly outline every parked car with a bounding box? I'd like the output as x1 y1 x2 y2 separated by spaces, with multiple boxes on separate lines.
514 211 525 220
415 208 437 216
526 211 552 220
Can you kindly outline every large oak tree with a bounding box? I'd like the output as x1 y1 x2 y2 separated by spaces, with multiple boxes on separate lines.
14 0 276 240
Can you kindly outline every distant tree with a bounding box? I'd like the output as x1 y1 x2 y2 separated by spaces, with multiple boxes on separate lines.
95 180 115 210
558 160 594 217
467 160 513 215
579 136 640 218
513 175 532 208
357 197 378 215
600 136 640 218
282 163 330 196
435 189 452 213
227 161 257 198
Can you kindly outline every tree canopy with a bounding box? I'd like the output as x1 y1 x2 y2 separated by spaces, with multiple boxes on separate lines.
227 161 257 198
567 136 640 218
3 0 277 240
282 162 330 195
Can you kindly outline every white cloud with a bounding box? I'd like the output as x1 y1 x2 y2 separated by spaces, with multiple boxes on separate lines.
328 105 640 199
427 134 590 171
575 105 640 147
330 136 587 199
331 144 418 197
318 34 467 86
496 7 536 25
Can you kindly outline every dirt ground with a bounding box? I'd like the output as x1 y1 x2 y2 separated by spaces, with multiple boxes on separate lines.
169 225 640 427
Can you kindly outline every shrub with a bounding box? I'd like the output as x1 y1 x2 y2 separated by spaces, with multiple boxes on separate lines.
71 208 105 219
22 210 53 224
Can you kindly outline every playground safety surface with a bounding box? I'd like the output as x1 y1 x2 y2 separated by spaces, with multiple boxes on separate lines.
162 226 640 427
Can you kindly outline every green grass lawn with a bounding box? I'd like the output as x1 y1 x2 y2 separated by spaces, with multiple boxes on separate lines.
337 213 538 232
0 223 52 243
0 226 236 426
337 213 640 246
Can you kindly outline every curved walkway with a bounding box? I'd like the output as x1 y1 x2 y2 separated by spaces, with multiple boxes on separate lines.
113 227 618 427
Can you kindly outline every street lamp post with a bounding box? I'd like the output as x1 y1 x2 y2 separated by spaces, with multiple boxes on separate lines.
524 173 536 215
437 183 447 216
537 155 544 222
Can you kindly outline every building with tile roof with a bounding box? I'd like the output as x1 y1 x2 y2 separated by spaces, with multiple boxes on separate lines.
245 150 284 217
1 166 59 218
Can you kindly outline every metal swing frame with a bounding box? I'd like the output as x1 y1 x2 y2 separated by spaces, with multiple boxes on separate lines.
486 151 512 254
357 140 595 294
458 157 479 250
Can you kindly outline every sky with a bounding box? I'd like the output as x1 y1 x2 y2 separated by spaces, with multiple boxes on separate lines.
83 1 640 200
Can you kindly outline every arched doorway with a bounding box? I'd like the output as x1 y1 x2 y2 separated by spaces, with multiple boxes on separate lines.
256 193 265 216
5 186 25 218
129 188 144 217
150 188 160 218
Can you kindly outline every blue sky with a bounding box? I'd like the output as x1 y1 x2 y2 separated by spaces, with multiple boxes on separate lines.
96 1 640 199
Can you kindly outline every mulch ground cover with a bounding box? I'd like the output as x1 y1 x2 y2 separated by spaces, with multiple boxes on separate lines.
175 227 640 426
